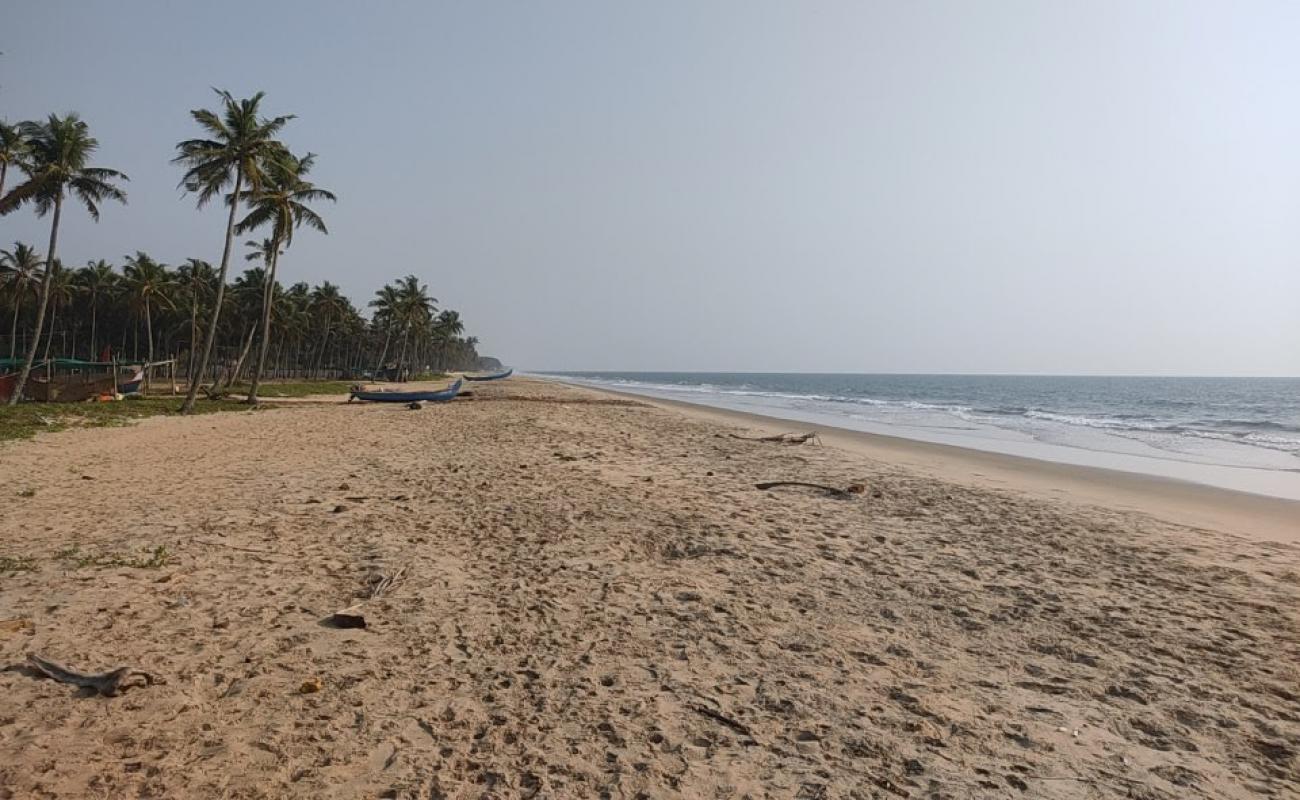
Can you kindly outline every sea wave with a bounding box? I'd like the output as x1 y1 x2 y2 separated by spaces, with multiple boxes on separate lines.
554 374 1300 455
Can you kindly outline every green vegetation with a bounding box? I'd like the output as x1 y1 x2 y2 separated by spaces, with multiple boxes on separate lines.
1 92 490 414
0 555 36 574
225 380 356 398
0 396 256 443
0 546 169 575
55 544 169 570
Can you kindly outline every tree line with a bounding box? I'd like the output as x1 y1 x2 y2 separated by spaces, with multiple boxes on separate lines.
0 90 485 410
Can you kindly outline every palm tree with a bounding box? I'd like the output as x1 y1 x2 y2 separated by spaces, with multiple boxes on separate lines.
393 275 435 378
1 242 42 361
41 261 77 361
433 309 465 369
309 281 347 378
173 89 293 413
219 268 267 389
369 282 401 376
0 120 30 200
0 114 128 405
176 258 216 378
235 151 335 403
122 252 174 385
77 259 117 360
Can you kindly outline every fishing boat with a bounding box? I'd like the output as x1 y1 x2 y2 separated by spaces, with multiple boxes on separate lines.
349 378 462 404
0 358 150 402
464 368 513 382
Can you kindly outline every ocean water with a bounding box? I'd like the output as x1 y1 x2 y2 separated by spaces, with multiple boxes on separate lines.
541 372 1300 500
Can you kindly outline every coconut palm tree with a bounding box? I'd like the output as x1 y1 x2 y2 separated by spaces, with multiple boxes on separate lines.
218 267 268 389
173 89 293 413
0 120 30 200
432 309 464 369
77 259 118 360
369 282 401 376
176 259 216 379
122 252 175 385
41 261 77 361
244 237 279 271
393 275 435 377
309 281 347 378
0 113 128 405
1 242 42 361
234 152 335 403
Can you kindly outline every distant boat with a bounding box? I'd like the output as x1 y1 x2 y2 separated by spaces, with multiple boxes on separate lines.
464 368 513 382
350 378 462 404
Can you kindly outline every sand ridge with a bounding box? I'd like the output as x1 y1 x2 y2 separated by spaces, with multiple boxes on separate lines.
0 378 1297 798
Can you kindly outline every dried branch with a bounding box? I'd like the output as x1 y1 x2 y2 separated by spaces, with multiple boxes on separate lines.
26 653 162 697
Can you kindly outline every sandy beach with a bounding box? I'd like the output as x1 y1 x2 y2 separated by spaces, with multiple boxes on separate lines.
1 377 1297 799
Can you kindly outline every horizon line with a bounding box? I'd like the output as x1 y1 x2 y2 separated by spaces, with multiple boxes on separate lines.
527 369 1300 380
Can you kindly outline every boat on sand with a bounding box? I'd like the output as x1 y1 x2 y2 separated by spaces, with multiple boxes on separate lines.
349 379 462 404
464 368 513 382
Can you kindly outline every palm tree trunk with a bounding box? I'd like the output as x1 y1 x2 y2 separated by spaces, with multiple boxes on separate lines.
89 299 98 362
397 327 410 381
187 299 198 379
215 322 257 393
9 192 62 405
144 299 154 391
374 329 391 379
181 167 243 413
42 304 57 361
8 297 19 362
313 312 332 379
246 238 280 403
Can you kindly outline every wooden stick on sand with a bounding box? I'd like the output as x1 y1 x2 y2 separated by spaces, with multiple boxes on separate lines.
26 654 162 697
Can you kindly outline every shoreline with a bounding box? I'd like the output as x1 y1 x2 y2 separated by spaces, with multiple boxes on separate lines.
560 379 1300 544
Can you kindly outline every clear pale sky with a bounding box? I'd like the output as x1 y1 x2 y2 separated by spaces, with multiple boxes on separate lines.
3 2 1298 375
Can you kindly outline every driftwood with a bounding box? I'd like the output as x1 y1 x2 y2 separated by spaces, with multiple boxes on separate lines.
730 432 820 445
26 653 161 697
689 702 757 741
755 481 865 498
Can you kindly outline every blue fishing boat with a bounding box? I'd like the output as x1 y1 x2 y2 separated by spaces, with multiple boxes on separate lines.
349 378 462 404
464 368 513 382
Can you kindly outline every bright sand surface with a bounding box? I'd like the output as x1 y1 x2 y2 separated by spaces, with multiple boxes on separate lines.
0 377 1296 798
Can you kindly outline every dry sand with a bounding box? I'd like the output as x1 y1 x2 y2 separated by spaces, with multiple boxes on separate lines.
0 377 1296 799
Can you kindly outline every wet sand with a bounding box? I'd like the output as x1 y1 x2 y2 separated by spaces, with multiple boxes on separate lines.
0 377 1296 798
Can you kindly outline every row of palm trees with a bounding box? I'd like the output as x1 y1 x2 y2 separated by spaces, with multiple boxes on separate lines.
0 90 484 408
1 245 480 388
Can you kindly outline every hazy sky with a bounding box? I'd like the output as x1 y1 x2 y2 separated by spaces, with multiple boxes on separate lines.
3 2 1298 375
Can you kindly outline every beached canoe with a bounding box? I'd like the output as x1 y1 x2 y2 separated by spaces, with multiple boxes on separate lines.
464 368 513 382
350 378 462 404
